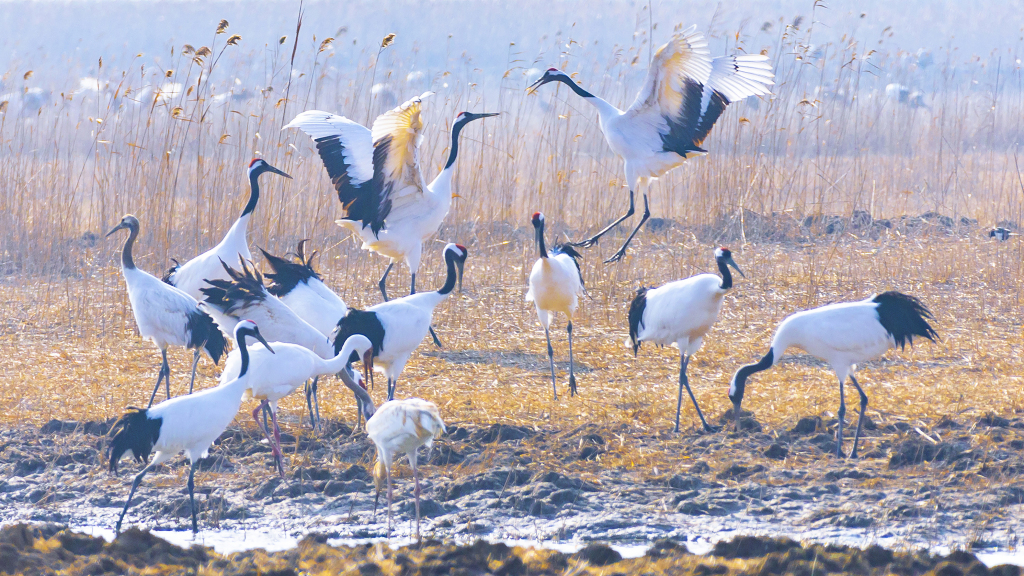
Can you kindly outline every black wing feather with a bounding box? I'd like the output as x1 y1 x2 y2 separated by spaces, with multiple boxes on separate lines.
260 246 320 297
199 259 267 315
315 134 388 236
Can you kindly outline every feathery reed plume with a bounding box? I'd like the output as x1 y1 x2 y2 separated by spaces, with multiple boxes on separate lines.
216 19 229 34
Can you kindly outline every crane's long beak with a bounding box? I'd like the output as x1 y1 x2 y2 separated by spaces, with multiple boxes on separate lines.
255 331 275 353
268 165 293 179
105 223 126 238
456 259 465 292
477 112 500 119
727 257 746 278
526 76 549 94
362 349 374 392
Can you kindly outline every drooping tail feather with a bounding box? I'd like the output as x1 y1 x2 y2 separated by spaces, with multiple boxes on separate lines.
627 287 649 356
872 291 939 350
186 308 227 364
107 408 161 474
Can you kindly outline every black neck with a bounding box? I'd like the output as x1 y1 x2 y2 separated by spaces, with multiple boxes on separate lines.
437 252 460 295
121 225 138 270
535 223 548 259
729 349 774 404
242 170 260 218
444 120 469 169
557 76 595 99
717 257 733 290
236 331 253 376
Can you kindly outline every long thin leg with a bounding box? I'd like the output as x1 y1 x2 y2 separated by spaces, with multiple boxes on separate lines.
386 464 394 535
262 403 271 435
428 326 442 348
115 463 155 534
570 190 636 248
187 461 198 534
253 402 282 474
387 377 398 402
268 406 286 476
849 376 869 458
148 350 171 408
410 273 416 295
378 262 395 302
544 327 557 401
836 377 847 458
351 398 363 437
604 192 650 263
567 322 577 397
308 377 321 430
413 460 421 540
304 380 316 429
162 349 171 401
678 355 717 433
188 346 202 394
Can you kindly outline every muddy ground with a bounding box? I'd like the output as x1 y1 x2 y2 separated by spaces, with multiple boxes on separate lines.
1 411 1023 554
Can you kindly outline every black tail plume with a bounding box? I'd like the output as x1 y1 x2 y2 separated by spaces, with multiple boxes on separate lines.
186 308 227 364
872 291 939 350
333 309 385 361
161 259 181 285
199 258 267 314
627 287 649 356
260 242 321 297
107 408 161 474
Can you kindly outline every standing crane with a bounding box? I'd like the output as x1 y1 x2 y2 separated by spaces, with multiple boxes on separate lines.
219 334 376 475
163 159 291 299
109 320 274 534
284 96 497 345
333 243 467 402
107 215 226 407
628 247 744 432
526 212 585 400
528 27 774 262
729 291 939 458
367 398 446 539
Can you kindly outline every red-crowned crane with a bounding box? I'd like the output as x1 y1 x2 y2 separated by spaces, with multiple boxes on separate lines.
526 212 585 400
108 320 274 534
729 291 939 458
163 159 291 299
219 334 376 475
199 258 338 425
333 243 467 402
260 240 348 338
528 27 774 262
628 247 744 433
367 398 446 539
284 95 496 346
107 215 226 407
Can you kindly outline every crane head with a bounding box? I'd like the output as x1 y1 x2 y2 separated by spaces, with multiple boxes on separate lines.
248 158 293 180
527 68 569 94
106 214 140 237
454 111 500 125
531 212 544 227
715 247 745 278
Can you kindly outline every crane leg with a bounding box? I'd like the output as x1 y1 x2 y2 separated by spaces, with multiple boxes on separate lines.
544 327 557 401
410 273 416 295
378 263 394 302
567 322 577 397
268 406 286 477
351 399 363 436
836 378 847 458
428 326 443 348
570 190 636 248
387 378 398 402
162 350 172 401
604 192 650 263
188 346 202 394
253 402 282 474
148 350 171 408
413 461 421 540
304 380 316 430
115 462 155 534
849 376 869 458
386 464 394 536
677 355 717 433
187 461 198 534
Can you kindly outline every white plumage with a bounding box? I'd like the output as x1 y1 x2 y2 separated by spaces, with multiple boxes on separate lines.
528 27 774 262
367 398 446 538
261 240 349 337
108 320 273 534
285 98 496 305
627 247 744 432
526 213 586 400
333 243 468 402
164 159 291 299
219 334 376 475
107 215 226 407
729 292 939 458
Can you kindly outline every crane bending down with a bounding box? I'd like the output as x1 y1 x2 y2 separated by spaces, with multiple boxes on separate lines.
526 212 586 400
628 247 744 432
729 291 939 458
367 398 446 539
107 215 226 407
332 243 468 402
219 334 376 475
163 159 291 299
528 27 774 262
285 95 497 345
108 320 274 534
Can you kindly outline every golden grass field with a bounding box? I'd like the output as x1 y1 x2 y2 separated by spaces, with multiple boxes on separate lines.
2 9 1024 482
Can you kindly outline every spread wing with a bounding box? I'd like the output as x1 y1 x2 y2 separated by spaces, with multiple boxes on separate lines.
689 54 774 147
369 92 433 228
284 110 385 233
624 27 713 156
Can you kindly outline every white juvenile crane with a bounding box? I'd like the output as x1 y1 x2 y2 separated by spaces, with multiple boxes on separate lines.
729 291 939 458
528 27 774 262
333 243 467 402
284 96 497 345
108 320 274 534
219 334 376 475
367 398 446 539
261 240 349 337
199 258 338 425
107 215 226 407
163 159 291 299
526 212 586 400
628 247 744 433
